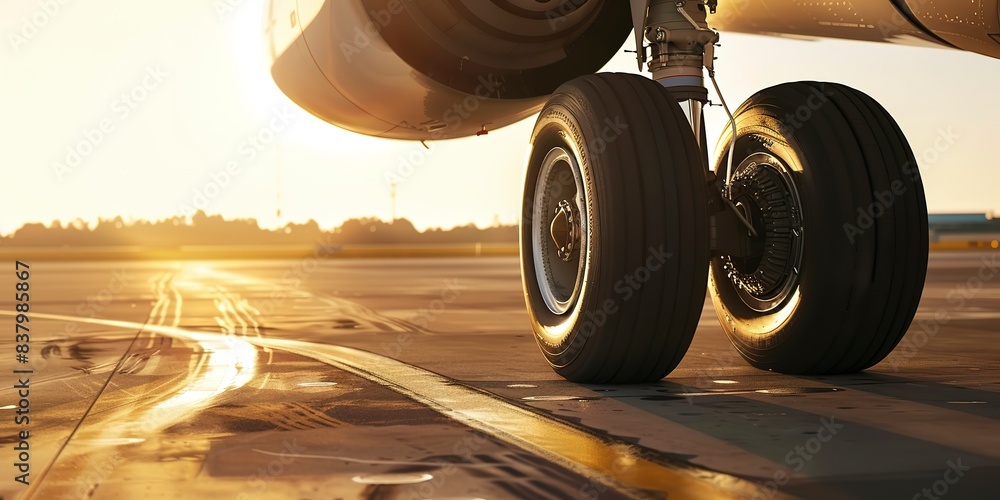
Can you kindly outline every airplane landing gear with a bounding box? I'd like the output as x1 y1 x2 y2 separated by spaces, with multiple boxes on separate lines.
519 1 928 382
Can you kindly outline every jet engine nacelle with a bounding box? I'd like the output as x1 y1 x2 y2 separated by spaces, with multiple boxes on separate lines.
265 0 631 140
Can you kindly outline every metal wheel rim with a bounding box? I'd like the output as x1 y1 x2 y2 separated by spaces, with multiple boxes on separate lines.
722 151 804 313
532 146 588 315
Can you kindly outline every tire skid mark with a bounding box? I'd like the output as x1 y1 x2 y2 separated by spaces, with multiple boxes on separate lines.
210 284 274 366
16 272 188 499
14 272 261 499
192 266 420 333
242 402 346 431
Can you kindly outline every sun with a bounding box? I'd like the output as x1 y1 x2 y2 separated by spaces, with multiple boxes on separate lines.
227 0 392 156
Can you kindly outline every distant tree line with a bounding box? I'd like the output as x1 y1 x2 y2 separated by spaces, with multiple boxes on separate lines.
1 212 517 247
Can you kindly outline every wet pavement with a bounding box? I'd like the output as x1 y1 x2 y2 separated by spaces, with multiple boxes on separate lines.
1 252 998 499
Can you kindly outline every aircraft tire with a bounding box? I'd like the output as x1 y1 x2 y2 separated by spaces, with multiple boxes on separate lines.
708 81 928 374
520 73 709 383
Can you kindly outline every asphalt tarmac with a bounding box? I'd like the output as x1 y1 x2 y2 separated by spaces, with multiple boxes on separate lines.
1 251 998 499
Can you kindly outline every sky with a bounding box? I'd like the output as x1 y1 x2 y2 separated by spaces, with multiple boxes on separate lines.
2 0 999 236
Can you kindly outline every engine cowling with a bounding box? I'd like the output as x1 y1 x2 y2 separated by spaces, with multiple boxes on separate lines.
265 0 632 140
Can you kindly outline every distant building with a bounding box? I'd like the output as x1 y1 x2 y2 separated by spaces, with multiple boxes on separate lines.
928 212 1000 245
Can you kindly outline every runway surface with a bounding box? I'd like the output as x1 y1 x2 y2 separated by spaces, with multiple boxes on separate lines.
1 251 998 499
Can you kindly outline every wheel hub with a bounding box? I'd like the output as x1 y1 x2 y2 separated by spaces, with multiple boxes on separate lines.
550 200 579 262
722 153 803 312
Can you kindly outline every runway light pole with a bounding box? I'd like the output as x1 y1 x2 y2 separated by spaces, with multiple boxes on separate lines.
390 182 397 223
275 143 283 225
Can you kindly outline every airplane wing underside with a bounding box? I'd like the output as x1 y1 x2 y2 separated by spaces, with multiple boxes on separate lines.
708 0 1000 59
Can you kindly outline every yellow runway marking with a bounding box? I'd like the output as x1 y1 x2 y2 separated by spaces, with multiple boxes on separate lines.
2 310 770 499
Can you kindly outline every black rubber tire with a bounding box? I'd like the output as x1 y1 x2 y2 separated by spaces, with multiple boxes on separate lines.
521 73 709 383
709 81 928 374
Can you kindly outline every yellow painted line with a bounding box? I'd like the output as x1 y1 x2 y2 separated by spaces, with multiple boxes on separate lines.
254 340 766 499
3 311 773 499
929 240 1000 251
